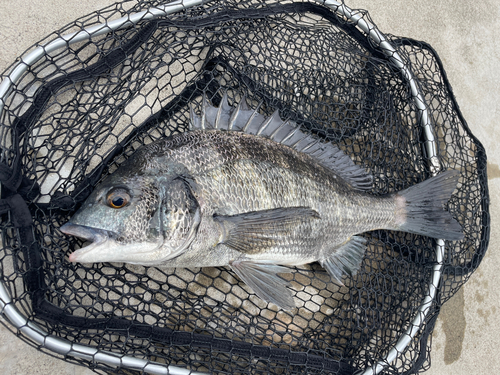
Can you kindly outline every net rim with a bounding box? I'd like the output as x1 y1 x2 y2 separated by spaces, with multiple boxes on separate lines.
0 273 206 375
0 1 446 374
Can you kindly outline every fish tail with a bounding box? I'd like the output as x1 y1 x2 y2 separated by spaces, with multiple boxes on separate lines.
395 170 463 241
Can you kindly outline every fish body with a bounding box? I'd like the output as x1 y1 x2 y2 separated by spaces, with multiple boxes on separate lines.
61 94 463 309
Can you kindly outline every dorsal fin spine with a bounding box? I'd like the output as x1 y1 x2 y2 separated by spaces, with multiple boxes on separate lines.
242 102 262 133
228 95 245 131
201 95 208 130
290 134 310 149
280 127 300 144
257 110 278 136
214 96 224 129
300 139 320 155
297 139 319 153
189 103 196 130
269 120 288 140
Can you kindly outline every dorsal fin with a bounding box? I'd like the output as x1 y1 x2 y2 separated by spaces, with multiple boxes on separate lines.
189 94 373 191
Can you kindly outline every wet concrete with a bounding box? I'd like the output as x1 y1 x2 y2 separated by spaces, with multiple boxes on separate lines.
441 288 466 365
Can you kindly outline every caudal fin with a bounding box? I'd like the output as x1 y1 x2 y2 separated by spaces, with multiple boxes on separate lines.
397 170 463 241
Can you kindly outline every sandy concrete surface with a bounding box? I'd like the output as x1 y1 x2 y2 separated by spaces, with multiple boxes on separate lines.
0 0 498 374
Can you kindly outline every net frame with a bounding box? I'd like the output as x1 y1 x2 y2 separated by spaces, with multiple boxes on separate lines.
0 0 489 374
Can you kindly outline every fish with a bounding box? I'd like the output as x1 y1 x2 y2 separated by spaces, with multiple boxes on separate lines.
60 93 463 310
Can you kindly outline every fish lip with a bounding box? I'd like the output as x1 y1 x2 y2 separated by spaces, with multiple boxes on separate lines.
60 222 112 262
60 222 110 242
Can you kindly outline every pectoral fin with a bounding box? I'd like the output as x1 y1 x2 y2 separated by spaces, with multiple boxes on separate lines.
214 207 320 254
320 236 367 285
230 260 295 310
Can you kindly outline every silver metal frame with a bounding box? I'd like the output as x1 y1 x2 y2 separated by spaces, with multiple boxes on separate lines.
0 1 443 374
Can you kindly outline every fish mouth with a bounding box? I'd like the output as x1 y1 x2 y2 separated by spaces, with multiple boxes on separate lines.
60 222 166 265
60 222 112 262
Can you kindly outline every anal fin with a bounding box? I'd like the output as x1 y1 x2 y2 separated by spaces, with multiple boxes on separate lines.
230 260 295 310
320 236 367 285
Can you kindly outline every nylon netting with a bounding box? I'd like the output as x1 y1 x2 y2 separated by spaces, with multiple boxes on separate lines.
0 0 489 374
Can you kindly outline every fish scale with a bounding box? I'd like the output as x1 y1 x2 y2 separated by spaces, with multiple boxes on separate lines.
61 96 463 310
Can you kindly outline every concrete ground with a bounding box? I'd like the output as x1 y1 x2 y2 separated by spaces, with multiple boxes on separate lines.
0 0 498 374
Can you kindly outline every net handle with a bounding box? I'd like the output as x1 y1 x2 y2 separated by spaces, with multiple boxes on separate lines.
0 1 443 374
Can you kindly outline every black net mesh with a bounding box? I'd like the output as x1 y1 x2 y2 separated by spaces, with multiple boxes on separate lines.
0 1 489 374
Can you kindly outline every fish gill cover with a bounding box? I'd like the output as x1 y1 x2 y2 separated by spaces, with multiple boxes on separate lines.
0 0 489 374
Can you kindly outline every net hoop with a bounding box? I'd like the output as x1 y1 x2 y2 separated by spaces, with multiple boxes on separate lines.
0 1 465 374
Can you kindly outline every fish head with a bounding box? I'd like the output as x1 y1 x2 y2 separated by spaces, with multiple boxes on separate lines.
60 167 165 264
61 158 202 265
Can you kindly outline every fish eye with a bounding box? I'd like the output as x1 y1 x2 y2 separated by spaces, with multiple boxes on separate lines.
106 188 131 209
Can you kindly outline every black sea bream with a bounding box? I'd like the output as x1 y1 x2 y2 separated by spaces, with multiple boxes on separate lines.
61 94 463 310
